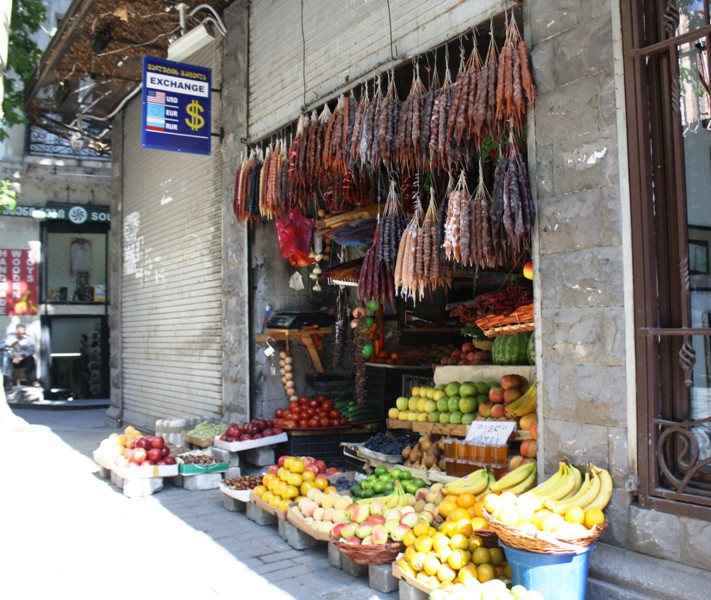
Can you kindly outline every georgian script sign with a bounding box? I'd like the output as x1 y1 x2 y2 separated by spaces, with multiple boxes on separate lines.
464 420 517 446
142 56 212 155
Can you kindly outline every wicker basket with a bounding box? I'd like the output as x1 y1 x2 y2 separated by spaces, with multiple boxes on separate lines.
329 533 405 565
473 528 500 548
476 303 535 338
483 509 606 554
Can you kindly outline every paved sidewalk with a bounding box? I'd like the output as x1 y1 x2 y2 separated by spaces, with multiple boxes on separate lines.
0 407 398 600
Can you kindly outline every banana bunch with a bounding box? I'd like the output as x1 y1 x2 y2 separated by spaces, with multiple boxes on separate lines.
544 463 613 514
517 461 582 511
442 467 491 496
505 379 537 418
356 481 416 508
490 461 537 495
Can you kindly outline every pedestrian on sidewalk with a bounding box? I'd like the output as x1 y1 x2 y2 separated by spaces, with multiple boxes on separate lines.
2 324 38 389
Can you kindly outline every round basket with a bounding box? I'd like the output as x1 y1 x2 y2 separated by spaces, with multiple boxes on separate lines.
483 510 607 555
329 533 405 565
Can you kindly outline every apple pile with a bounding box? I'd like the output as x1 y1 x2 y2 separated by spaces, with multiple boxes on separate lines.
119 435 176 467
439 341 491 366
218 419 284 443
98 425 143 459
272 395 348 430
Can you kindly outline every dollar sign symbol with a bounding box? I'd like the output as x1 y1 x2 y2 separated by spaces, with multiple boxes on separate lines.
185 100 205 131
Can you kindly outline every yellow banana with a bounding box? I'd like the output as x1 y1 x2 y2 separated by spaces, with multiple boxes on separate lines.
544 464 582 502
442 467 489 496
582 465 613 511
545 466 601 515
490 461 537 492
506 467 538 495
506 381 537 417
520 462 568 502
559 462 583 500
476 472 497 500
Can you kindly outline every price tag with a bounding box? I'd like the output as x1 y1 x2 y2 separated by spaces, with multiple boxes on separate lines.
264 346 275 357
464 421 516 446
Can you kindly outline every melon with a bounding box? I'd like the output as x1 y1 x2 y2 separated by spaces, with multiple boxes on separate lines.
491 332 532 365
528 333 536 365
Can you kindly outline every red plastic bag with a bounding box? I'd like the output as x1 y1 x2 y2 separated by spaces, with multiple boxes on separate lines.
276 209 314 263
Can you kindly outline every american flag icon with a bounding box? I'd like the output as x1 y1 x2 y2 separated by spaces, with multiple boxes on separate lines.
147 90 166 104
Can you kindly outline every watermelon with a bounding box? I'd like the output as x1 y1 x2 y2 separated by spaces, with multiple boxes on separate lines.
528 333 535 365
491 332 533 365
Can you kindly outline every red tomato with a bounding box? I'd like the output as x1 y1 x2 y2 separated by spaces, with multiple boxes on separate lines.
339 417 348 426
308 398 320 409
314 395 329 404
274 408 284 418
308 418 319 428
321 399 334 412
299 419 309 428
330 419 341 427
328 409 341 419
318 417 330 428
298 396 311 406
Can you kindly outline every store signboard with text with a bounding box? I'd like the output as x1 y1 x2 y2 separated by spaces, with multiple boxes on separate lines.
141 56 212 155
0 249 40 316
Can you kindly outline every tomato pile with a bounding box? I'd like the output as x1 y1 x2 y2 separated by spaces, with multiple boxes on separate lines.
272 395 348 430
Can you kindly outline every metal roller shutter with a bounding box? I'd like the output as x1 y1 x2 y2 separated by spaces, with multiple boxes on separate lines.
247 0 514 140
120 45 223 427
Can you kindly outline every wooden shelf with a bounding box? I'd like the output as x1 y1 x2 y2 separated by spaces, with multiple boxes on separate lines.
386 418 529 440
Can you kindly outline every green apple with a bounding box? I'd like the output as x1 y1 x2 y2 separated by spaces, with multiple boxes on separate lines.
447 396 461 413
449 411 463 424
444 382 461 397
476 394 489 406
427 411 440 423
475 381 491 395
424 399 437 413
436 397 449 412
395 396 409 411
408 397 419 411
462 413 474 425
433 389 446 401
439 412 451 424
459 382 476 397
459 397 477 414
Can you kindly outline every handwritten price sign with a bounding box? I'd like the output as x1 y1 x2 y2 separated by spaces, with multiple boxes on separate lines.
465 421 516 446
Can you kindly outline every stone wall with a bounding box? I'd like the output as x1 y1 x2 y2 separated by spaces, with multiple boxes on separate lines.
526 0 711 589
221 0 251 422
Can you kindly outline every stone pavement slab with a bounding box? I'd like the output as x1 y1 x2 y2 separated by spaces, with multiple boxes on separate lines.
0 407 398 600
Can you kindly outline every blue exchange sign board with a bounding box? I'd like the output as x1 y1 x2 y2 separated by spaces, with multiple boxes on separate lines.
141 56 212 155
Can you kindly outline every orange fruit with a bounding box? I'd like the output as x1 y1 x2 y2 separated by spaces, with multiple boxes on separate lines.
414 535 433 553
457 563 478 585
313 476 328 490
453 518 473 537
467 534 484 552
300 481 315 496
488 547 504 566
437 563 457 583
469 516 489 531
438 499 458 519
456 492 476 509
423 555 441 577
447 549 470 571
290 459 305 473
477 563 495 583
584 507 605 529
412 520 431 538
472 547 491 566
323 485 338 495
282 484 299 499
402 529 418 548
443 493 460 504
252 485 267 498
472 498 487 518
447 508 471 523
302 470 316 481
262 473 276 487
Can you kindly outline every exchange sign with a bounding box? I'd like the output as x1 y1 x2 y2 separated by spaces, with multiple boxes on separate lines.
141 56 212 155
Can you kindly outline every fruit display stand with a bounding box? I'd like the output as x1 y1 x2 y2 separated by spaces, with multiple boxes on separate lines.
214 431 288 452
92 449 114 479
432 364 535 387
248 490 288 521
110 462 179 499
392 553 437 597
286 504 331 542
220 481 251 512
184 434 215 448
277 427 375 465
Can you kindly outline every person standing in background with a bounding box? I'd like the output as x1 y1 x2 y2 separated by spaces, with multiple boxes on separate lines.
2 324 38 389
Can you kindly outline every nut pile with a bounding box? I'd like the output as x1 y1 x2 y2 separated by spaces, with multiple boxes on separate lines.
178 453 222 465
223 476 262 490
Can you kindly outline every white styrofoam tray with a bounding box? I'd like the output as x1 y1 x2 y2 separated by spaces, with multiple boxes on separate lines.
219 482 252 503
213 432 287 452
111 462 179 479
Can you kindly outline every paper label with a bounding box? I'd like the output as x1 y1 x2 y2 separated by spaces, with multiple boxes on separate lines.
465 421 516 446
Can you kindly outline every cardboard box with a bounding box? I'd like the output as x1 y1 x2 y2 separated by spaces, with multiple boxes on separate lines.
214 432 288 452
250 490 287 520
111 462 178 479
219 482 252 503
286 504 333 541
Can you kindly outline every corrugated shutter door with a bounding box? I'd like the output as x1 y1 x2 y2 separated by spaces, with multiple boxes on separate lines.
121 45 223 426
248 0 514 140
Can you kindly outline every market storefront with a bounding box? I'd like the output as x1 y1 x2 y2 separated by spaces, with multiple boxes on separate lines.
26 0 711 597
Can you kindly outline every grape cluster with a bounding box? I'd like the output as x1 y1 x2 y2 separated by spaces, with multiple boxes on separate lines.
333 476 354 491
363 432 417 456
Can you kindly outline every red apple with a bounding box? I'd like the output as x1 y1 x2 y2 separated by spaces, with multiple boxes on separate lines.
490 404 506 419
132 448 147 464
161 447 170 458
489 387 505 404
277 455 288 468
150 436 165 449
147 448 163 462
523 261 533 280
478 402 492 418
163 456 177 465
